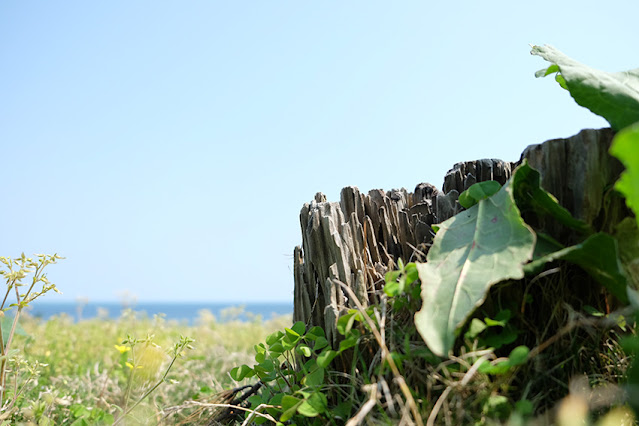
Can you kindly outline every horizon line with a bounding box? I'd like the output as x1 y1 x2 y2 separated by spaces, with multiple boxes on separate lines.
32 299 293 305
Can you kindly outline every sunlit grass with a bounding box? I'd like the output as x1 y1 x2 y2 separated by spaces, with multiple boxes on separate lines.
9 307 292 424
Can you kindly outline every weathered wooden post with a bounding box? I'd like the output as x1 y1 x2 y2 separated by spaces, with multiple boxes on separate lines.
293 128 627 347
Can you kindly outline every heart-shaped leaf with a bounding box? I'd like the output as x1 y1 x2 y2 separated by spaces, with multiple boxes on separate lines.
414 170 535 357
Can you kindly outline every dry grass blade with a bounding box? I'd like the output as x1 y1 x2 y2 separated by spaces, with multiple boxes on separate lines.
346 384 379 426
167 401 278 425
427 353 491 426
166 380 265 424
240 404 279 426
426 386 451 426
380 377 396 416
334 279 424 426
528 306 635 359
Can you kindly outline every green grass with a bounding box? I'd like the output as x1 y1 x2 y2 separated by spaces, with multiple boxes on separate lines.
7 307 292 425
1 279 635 425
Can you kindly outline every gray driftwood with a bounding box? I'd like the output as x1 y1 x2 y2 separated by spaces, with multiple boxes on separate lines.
293 128 625 346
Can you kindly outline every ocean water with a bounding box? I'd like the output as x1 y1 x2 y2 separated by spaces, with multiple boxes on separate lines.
24 301 293 323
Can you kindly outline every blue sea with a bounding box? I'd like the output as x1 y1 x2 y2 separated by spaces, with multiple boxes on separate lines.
24 301 293 323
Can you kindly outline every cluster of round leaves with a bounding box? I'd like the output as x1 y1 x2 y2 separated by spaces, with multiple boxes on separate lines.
230 320 361 424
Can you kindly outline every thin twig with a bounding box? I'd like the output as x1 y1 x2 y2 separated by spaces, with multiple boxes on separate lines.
346 384 379 426
407 242 428 262
521 267 560 314
528 306 635 360
241 403 278 426
169 401 278 423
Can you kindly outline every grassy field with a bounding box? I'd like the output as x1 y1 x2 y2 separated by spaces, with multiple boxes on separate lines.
2 296 637 425
0 257 635 425
5 308 292 425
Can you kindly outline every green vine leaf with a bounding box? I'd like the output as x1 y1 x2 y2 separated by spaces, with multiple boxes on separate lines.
302 366 325 387
613 218 639 289
532 44 639 131
510 161 625 298
525 233 628 303
414 171 535 357
280 396 303 422
316 349 338 368
230 364 255 381
511 160 592 235
478 345 530 375
610 121 639 226
458 181 502 209
296 392 328 417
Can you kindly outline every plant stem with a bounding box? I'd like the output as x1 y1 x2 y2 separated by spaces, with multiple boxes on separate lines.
114 349 181 425
0 306 23 408
121 346 136 414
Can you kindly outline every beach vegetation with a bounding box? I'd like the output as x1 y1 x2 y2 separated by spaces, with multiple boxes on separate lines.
1 45 638 424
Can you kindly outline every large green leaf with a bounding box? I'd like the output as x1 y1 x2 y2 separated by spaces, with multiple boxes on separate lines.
511 160 592 235
532 44 639 131
613 218 639 288
510 161 626 297
525 233 628 303
414 176 535 357
610 121 639 227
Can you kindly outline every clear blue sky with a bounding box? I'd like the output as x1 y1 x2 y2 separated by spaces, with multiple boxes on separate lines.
1 2 636 303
